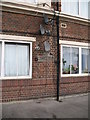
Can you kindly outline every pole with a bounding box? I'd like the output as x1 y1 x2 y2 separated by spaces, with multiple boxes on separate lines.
56 1 60 101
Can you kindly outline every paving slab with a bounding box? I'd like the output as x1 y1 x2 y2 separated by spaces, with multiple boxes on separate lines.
1 94 88 119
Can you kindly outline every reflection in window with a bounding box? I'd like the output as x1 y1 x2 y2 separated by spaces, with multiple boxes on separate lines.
62 46 79 74
82 48 90 73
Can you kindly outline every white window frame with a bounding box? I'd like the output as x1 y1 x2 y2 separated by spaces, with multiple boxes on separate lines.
0 40 32 80
61 44 90 77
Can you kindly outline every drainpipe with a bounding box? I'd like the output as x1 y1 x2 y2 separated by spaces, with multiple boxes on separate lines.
56 1 60 101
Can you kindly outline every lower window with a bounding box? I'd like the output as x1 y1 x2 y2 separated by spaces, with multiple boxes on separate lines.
0 43 1 76
0 41 32 78
62 46 79 74
82 48 90 73
62 45 90 76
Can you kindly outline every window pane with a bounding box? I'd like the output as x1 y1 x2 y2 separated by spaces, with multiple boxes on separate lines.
79 0 89 18
71 47 79 74
5 43 30 77
61 0 79 15
82 48 90 73
62 46 79 75
0 43 1 76
17 0 36 3
88 49 90 73
17 44 29 76
5 44 17 76
61 0 71 14
62 47 70 74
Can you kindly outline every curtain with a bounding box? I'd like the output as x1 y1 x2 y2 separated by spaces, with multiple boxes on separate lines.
5 44 17 76
88 49 90 73
82 48 88 73
79 0 88 18
63 46 79 74
0 43 1 76
63 46 70 74
18 45 29 76
71 47 79 74
17 0 36 3
5 43 29 77
88 1 90 19
61 0 79 15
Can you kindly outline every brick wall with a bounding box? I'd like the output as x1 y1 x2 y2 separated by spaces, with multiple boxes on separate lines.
60 76 89 95
51 2 61 11
60 18 89 42
1 10 89 102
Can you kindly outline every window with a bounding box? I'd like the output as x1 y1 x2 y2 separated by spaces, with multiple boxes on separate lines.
62 46 79 74
5 43 30 76
0 41 32 78
82 48 90 73
63 47 70 74
79 0 88 18
0 43 1 76
61 0 89 19
61 45 90 76
16 0 37 4
61 0 79 15
88 49 90 73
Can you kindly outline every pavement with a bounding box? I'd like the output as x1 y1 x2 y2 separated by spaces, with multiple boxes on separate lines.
1 94 88 119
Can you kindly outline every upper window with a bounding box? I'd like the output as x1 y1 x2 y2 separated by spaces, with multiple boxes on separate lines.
0 41 32 78
2 0 37 4
61 0 89 19
17 0 37 3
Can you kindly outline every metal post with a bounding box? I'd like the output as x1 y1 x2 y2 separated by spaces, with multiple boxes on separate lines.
56 1 60 101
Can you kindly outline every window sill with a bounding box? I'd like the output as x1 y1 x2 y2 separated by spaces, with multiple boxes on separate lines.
60 12 90 23
61 74 90 78
0 76 32 80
